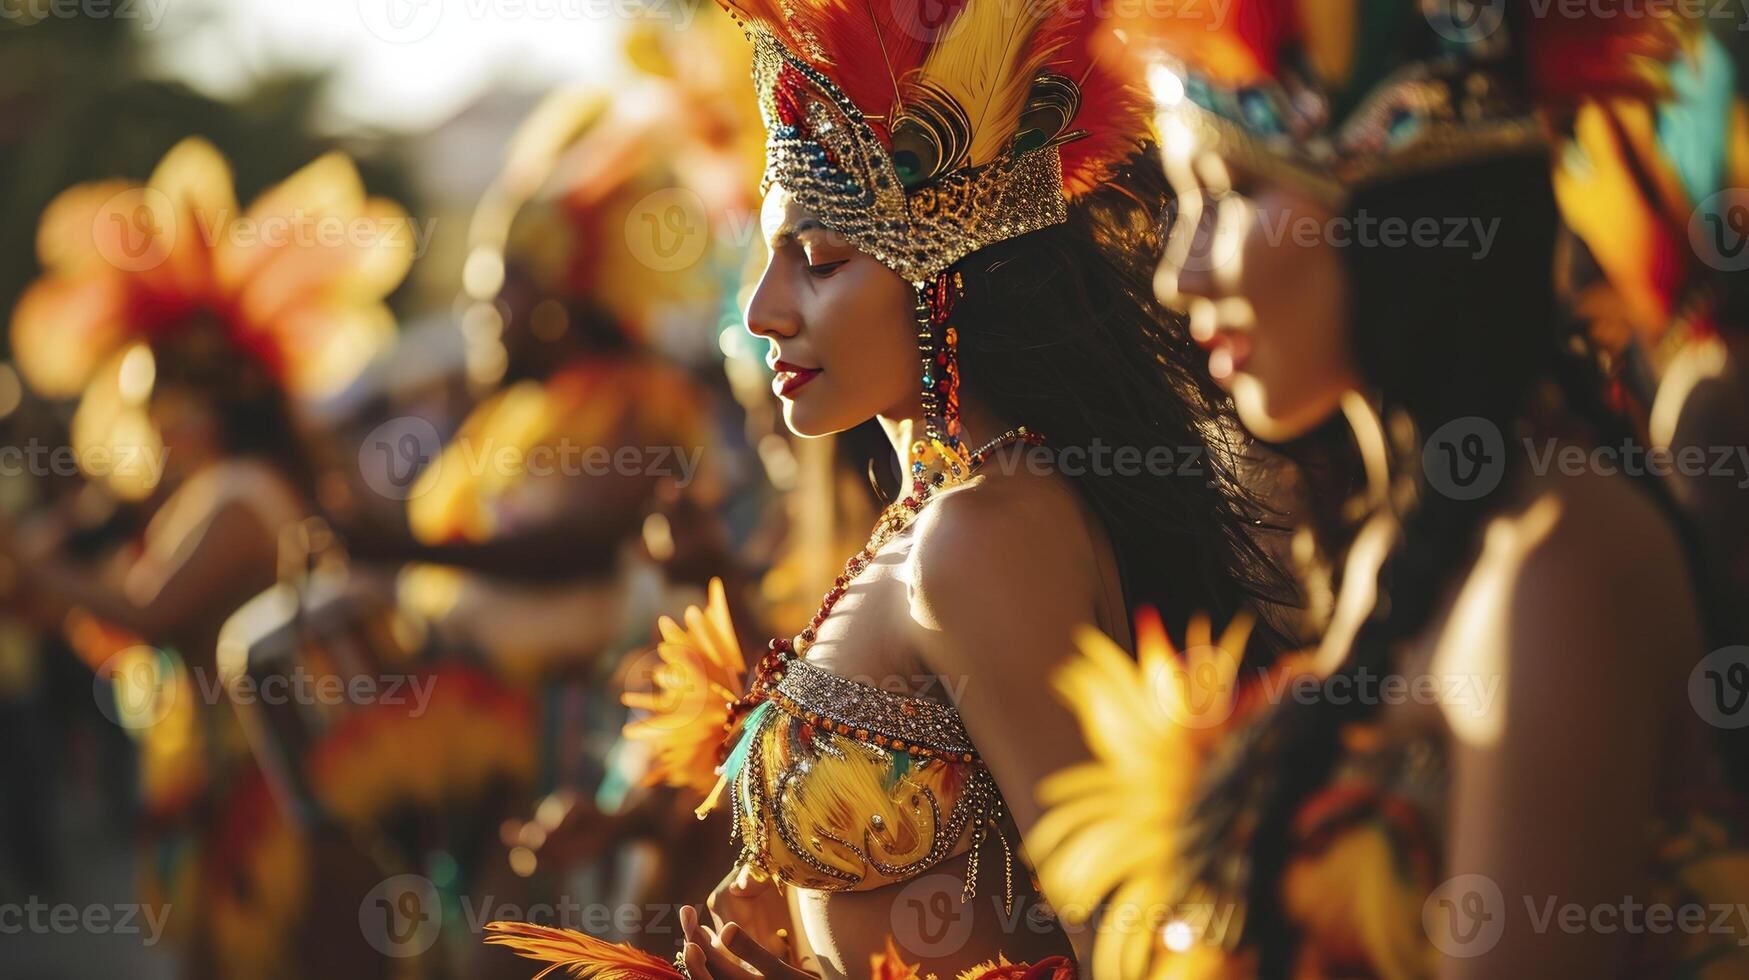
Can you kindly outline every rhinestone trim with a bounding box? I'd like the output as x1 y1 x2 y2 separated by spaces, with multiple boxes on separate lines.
772 657 978 759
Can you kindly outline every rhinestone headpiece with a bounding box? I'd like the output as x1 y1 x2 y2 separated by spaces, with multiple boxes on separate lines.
752 32 1070 284
721 0 1147 284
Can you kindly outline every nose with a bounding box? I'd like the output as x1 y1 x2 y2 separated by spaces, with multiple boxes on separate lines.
744 258 799 343
1158 189 1224 305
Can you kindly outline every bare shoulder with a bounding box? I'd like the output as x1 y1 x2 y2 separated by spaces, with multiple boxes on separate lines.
1433 465 1700 735
1500 467 1694 622
904 471 1101 670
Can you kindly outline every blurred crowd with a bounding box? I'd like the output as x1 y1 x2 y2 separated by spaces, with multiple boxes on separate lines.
2 3 1749 979
0 8 885 977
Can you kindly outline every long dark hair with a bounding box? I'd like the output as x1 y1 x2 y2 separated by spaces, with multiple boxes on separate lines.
1180 151 1719 974
149 321 315 504
939 148 1296 645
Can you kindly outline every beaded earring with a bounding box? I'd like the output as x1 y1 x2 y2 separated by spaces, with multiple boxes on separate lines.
912 270 969 485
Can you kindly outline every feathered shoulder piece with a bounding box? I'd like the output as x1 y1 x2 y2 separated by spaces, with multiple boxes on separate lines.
1031 607 1307 978
620 577 750 805
716 0 1148 282
1100 0 1690 202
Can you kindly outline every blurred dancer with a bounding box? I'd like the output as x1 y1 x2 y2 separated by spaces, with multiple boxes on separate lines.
1037 5 1749 977
1553 24 1749 646
2 136 410 976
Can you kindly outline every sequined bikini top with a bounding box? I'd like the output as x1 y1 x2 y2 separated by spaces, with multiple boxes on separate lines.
718 647 1016 909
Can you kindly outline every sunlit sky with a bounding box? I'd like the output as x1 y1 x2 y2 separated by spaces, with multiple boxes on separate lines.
140 0 641 132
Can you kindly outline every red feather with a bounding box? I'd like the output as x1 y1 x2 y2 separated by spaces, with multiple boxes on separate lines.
1035 11 1150 197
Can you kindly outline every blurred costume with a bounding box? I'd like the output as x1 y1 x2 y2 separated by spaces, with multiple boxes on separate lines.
9 136 411 975
1023 5 1749 977
1552 27 1749 640
490 0 1152 974
396 26 762 827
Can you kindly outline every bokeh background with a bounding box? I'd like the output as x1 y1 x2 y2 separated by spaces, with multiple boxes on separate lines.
0 3 888 976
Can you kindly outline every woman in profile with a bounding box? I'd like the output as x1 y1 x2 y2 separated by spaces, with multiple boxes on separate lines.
1035 4 1749 977
486 0 1293 975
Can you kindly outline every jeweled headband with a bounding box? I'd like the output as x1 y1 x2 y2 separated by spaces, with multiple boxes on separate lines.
1104 0 1685 203
721 0 1148 285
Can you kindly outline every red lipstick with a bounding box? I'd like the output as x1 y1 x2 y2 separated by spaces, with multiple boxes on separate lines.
771 360 821 397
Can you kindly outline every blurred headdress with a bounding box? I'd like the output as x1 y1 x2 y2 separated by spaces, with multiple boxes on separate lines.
11 137 411 401
1555 29 1748 360
1106 0 1686 202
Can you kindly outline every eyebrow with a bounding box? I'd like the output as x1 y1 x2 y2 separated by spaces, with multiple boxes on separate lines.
769 217 827 249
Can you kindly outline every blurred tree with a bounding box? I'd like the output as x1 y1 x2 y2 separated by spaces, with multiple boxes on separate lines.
0 11 420 356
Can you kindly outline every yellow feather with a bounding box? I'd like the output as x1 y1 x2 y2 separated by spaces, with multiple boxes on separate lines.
1295 0 1357 89
912 0 1058 167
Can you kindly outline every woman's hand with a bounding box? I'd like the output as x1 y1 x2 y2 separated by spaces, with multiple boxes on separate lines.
678 903 814 979
705 865 792 948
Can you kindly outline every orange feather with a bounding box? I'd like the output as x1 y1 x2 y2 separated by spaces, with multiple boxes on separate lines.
483 921 684 980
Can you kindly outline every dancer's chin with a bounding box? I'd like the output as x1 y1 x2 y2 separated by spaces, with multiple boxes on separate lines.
1231 375 1341 443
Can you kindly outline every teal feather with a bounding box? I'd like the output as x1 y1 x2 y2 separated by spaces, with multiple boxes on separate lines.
721 701 772 791
1657 33 1734 207
883 746 911 791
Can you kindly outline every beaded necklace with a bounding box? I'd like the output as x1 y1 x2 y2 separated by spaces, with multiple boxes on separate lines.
732 424 1043 719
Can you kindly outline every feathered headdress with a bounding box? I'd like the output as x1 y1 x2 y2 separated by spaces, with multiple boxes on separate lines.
1102 0 1688 202
717 0 1149 282
11 136 410 401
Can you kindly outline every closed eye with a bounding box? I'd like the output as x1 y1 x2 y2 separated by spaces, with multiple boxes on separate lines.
806 259 849 279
